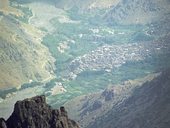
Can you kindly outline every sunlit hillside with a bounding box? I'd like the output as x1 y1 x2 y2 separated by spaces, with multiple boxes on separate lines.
0 0 55 89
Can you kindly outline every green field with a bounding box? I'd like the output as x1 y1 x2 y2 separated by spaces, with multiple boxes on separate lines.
40 9 170 107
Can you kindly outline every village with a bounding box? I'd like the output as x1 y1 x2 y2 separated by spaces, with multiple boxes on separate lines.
67 39 170 80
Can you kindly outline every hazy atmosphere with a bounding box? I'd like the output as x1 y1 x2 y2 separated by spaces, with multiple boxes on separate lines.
0 0 170 128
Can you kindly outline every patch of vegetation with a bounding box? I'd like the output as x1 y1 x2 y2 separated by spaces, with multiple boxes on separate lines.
19 82 42 90
0 88 17 99
41 7 169 108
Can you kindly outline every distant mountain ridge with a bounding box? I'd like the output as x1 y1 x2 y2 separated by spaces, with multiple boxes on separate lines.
54 0 170 25
105 0 170 24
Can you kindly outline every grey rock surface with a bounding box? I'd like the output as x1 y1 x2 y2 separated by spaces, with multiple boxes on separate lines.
1 95 79 128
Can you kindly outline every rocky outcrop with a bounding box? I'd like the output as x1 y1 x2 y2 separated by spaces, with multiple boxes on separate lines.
0 95 79 128
0 118 7 128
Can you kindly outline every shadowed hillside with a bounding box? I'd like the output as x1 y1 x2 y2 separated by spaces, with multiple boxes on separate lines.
87 70 170 128
64 70 170 128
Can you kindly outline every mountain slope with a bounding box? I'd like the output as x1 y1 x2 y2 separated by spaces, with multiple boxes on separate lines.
88 70 170 128
65 70 170 128
54 0 170 25
64 73 159 127
0 1 55 89
105 0 170 24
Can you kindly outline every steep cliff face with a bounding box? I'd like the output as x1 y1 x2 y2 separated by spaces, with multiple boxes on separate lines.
0 95 79 128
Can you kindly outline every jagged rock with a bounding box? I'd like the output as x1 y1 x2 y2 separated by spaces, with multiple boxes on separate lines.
1 95 79 128
0 118 7 128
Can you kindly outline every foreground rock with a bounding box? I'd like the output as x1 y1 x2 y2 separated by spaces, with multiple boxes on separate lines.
0 95 79 128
